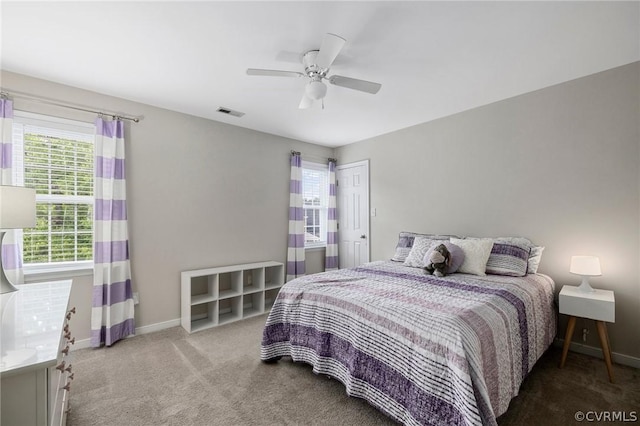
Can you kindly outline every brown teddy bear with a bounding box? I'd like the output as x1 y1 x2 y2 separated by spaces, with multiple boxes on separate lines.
424 243 451 277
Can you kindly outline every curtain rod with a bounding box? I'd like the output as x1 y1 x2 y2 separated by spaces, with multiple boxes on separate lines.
290 150 336 164
0 88 142 123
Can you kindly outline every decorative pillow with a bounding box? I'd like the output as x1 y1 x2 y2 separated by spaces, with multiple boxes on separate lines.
404 236 438 268
391 232 417 262
423 242 465 274
527 246 545 274
485 242 531 277
493 237 544 274
493 236 533 246
450 238 494 276
391 231 453 262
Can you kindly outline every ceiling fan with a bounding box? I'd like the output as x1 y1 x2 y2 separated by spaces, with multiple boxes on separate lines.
247 33 382 109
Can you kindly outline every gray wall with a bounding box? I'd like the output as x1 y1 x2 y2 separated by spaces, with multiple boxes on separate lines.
1 71 332 342
337 62 640 359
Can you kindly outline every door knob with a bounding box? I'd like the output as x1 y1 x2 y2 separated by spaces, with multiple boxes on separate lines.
360 235 366 239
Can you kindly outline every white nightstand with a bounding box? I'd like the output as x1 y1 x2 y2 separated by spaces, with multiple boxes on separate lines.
559 285 615 382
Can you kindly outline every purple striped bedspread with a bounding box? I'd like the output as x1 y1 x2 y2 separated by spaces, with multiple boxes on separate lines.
261 261 556 425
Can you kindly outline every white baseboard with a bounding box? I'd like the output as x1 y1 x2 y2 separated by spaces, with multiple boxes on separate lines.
554 338 640 369
72 318 181 351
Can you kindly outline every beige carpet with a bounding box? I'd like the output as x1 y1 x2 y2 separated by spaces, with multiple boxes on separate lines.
68 314 639 426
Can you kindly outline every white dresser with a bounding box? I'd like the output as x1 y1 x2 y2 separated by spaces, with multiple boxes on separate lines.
1 280 75 426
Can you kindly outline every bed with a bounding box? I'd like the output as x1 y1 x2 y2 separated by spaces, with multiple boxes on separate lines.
261 256 556 425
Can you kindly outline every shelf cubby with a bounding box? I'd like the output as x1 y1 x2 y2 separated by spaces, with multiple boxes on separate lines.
181 261 285 333
243 267 264 294
218 271 242 299
264 288 280 311
218 296 242 325
243 292 265 318
265 265 285 290
190 274 218 302
190 301 218 332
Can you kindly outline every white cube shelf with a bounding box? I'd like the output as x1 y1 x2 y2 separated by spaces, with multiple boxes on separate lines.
181 261 284 333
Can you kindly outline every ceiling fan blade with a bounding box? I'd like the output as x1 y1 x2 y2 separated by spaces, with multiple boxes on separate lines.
314 33 346 69
246 68 304 78
328 75 382 94
299 94 314 109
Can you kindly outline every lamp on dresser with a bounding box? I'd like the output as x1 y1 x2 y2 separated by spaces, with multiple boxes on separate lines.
0 185 36 294
569 255 602 292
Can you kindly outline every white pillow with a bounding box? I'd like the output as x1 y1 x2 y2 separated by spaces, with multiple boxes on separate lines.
527 246 545 274
403 236 437 268
450 238 494 276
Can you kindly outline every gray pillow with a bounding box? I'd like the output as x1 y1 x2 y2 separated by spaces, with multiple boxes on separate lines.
493 237 544 274
485 242 530 277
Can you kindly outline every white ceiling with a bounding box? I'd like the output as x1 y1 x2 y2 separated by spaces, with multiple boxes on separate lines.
1 1 638 147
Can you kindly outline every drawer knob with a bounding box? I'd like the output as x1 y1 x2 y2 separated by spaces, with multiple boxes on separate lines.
68 372 75 381
64 332 72 340
63 382 71 391
61 345 70 355
68 337 76 345
64 324 70 333
56 361 66 371
65 363 72 373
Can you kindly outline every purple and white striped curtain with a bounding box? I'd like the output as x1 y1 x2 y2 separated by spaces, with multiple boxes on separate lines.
286 152 305 281
325 159 338 270
0 99 25 285
91 117 135 347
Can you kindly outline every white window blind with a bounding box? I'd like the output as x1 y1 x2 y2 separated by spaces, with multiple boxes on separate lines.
301 161 329 248
12 112 95 266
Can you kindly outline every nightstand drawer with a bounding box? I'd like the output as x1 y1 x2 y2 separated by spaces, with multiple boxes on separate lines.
559 286 615 322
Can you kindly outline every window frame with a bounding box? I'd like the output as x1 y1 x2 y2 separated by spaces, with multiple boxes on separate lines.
12 111 96 280
301 160 329 250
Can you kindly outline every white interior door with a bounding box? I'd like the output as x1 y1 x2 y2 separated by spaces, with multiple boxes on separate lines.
336 160 370 269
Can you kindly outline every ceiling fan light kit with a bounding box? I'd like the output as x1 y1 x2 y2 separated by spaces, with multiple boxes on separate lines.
305 79 327 100
247 33 382 109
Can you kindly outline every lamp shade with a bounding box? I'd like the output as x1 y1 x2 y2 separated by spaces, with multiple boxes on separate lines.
569 256 602 277
0 186 36 229
306 80 327 100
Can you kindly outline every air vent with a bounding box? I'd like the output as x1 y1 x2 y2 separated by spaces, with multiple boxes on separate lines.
216 107 245 118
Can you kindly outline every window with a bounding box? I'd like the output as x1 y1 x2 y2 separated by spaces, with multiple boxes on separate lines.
301 161 329 248
12 112 95 272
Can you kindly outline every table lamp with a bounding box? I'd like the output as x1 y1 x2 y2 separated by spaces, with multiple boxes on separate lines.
569 255 601 293
0 186 36 294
